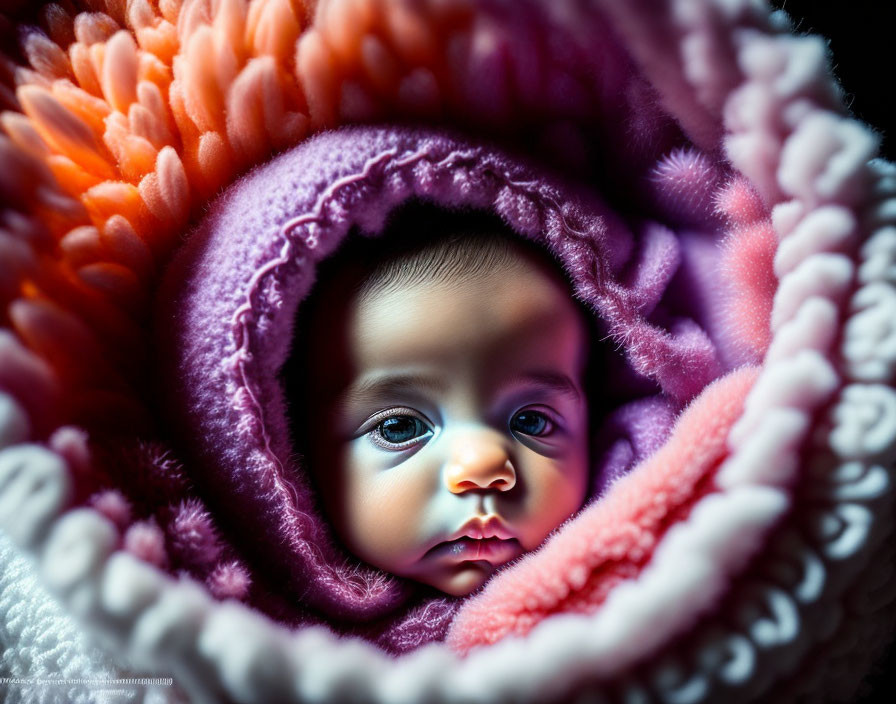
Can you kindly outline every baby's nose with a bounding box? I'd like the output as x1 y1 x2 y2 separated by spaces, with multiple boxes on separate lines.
443 430 516 493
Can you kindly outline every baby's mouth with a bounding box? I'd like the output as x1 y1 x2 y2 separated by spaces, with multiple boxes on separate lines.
424 537 522 564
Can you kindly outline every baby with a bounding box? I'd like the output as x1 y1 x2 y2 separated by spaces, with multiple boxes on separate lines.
290 204 591 596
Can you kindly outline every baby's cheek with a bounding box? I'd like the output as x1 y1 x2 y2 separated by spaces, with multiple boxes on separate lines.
338 446 438 570
514 454 589 550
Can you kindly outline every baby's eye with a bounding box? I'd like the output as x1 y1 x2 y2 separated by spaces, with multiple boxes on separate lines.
374 415 432 447
509 410 554 437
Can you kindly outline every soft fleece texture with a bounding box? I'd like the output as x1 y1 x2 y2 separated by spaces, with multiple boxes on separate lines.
0 1 894 703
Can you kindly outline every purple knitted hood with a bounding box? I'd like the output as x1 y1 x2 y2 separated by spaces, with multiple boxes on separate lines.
156 124 735 643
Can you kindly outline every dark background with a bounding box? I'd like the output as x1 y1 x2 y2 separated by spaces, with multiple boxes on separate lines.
767 2 895 702
769 1 895 162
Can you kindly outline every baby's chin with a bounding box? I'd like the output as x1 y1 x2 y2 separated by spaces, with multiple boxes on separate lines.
406 537 528 595
415 561 501 597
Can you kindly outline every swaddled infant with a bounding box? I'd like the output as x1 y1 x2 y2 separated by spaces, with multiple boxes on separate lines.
290 204 591 596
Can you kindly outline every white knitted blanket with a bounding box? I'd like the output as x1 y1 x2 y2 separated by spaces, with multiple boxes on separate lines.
0 530 184 704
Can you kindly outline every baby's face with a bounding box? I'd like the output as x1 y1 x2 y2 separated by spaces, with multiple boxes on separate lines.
305 248 590 596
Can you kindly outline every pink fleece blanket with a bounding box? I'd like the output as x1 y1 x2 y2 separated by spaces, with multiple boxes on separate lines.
447 367 759 652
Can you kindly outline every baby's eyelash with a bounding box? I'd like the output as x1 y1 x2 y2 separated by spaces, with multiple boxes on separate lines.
358 408 434 450
509 406 565 438
357 407 424 434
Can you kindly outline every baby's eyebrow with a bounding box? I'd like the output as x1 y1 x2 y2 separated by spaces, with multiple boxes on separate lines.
505 371 583 402
342 373 449 405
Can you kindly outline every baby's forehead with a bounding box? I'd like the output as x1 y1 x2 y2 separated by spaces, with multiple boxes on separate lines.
310 224 590 344
312 242 586 370
295 211 594 393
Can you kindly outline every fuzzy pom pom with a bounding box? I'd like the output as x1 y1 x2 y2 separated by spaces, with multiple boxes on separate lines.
715 177 768 227
89 489 132 531
123 520 168 568
47 425 90 477
648 148 723 227
168 498 223 568
110 440 190 510
207 560 251 601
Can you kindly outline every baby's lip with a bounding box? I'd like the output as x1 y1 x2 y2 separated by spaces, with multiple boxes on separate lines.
449 515 516 542
423 515 519 561
424 537 522 564
426 515 519 559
